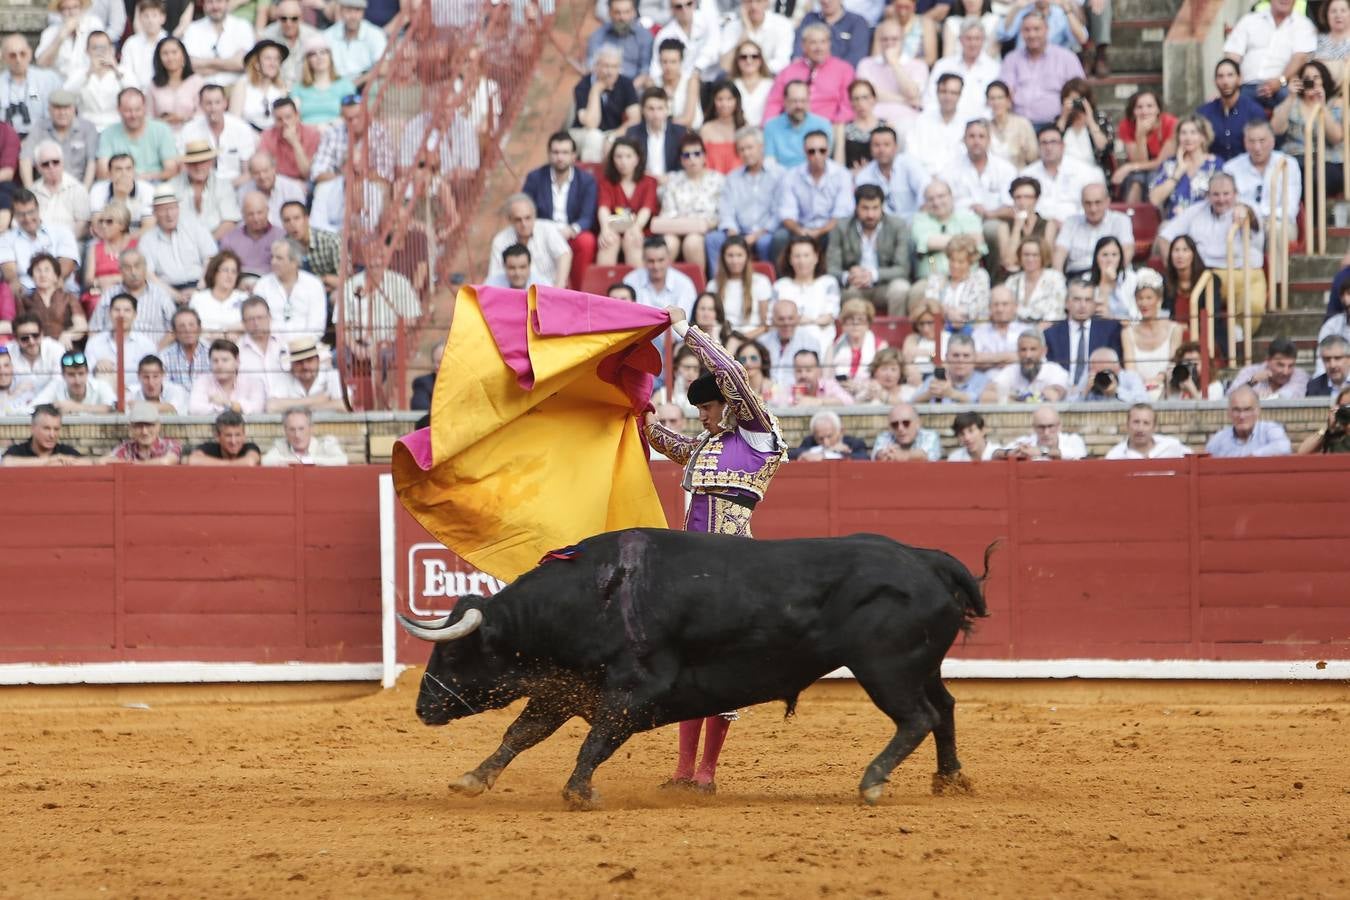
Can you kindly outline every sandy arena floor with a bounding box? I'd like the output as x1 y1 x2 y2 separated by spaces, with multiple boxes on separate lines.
1 676 1347 898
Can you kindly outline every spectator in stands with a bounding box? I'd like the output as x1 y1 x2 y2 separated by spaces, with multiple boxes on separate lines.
261 0 316 86
1 404 85 466
89 249 170 342
1005 237 1065 323
924 17 998 122
1297 386 1350 454
311 95 368 185
730 39 775 126
188 409 262 465
908 73 968 177
624 235 698 314
650 0 721 81
118 1 167 88
1103 403 1190 460
1158 341 1224 401
947 410 998 462
32 349 116 411
485 243 535 289
763 298 821 389
773 235 839 348
146 36 203 133
1229 336 1308 400
266 337 344 411
900 296 945 377
1224 120 1301 227
129 353 187 413
1222 0 1316 110
1054 79 1113 175
255 239 326 346
89 154 154 234
652 40 702 130
263 407 348 466
1021 126 1104 225
1118 268 1180 396
258 98 319 184
325 0 387 87
772 129 852 263
872 401 941 462
410 340 443 411
933 234 990 329
853 346 915 403
996 176 1051 273
170 141 239 241
1 34 61 142
1318 0 1350 63
589 0 654 85
950 119 1017 262
96 88 179 181
1113 89 1177 204
279 201 339 292
795 0 872 67
626 87 686 180
767 23 855 124
700 81 748 174
1310 335 1350 398
487 194 572 289
706 126 780 269
985 79 1038 169
571 45 641 164
853 126 927 221
825 183 911 315
85 292 157 382
20 90 97 189
1 189 79 295
219 191 283 279
910 179 985 286
138 184 218 302
789 408 869 460
1197 59 1268 164
712 235 773 334
973 285 1030 369
182 0 252 87
17 252 86 350
189 250 247 339
8 314 66 396
1053 184 1133 280
522 132 599 289
720 0 794 76
290 36 354 129
998 0 1087 53
608 283 637 301
162 307 211 387
943 0 1000 57
1148 116 1221 222
189 338 264 414
29 142 91 240
100 401 182 464
984 329 1069 402
1045 278 1123 391
236 295 287 389
998 11 1084 129
762 80 832 167
0 348 31 414
652 133 724 274
999 404 1088 459
833 79 887 171
1206 386 1292 456
238 151 305 227
229 41 288 134
912 332 988 404
787 347 854 406
1071 346 1148 403
1271 60 1343 199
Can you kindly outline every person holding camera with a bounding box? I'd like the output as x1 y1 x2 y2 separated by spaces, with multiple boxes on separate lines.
911 333 988 404
1054 78 1113 176
995 404 1088 460
1160 341 1226 401
1271 59 1344 199
1297 386 1350 454
1071 347 1149 403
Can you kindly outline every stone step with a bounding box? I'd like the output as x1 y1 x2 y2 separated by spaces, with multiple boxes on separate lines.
1105 43 1165 75
1109 17 1173 52
1114 0 1183 19
1287 253 1345 281
1088 72 1164 115
1255 309 1329 340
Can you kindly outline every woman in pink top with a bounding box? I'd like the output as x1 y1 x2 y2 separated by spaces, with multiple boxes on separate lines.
146 37 203 131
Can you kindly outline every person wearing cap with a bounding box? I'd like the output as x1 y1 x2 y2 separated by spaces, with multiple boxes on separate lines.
253 238 326 345
31 349 117 412
642 304 787 795
127 353 188 413
261 0 319 87
186 408 263 465
95 87 180 182
324 0 388 87
266 337 343 411
0 34 63 140
182 0 256 88
178 83 258 185
1 404 86 466
262 407 348 466
28 140 92 240
230 39 288 133
19 89 98 188
258 97 319 182
290 34 355 128
84 292 158 382
100 400 182 464
169 139 240 240
138 183 219 300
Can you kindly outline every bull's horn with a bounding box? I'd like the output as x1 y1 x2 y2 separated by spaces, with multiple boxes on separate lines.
398 608 483 642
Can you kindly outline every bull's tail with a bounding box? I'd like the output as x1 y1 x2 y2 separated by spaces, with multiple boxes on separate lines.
919 541 997 633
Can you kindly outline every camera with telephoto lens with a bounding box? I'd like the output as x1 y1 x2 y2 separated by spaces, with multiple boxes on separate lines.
1170 361 1199 388
932 366 947 381
1333 404 1350 431
1090 369 1118 397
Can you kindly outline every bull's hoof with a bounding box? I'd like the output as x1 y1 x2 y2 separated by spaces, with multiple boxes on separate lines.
859 783 886 806
448 772 488 797
931 771 974 796
562 787 602 811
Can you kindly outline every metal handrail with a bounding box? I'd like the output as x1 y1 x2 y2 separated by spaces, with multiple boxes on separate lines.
1190 269 1217 361
1302 104 1327 257
1225 215 1253 364
1269 156 1290 314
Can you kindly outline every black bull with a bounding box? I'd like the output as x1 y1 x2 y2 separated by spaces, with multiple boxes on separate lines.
400 529 993 809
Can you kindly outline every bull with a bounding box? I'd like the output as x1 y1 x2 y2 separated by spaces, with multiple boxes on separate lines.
399 528 992 809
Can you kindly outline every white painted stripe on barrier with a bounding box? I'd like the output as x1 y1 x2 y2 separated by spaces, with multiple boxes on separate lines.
826 659 1350 680
379 473 398 689
0 662 396 686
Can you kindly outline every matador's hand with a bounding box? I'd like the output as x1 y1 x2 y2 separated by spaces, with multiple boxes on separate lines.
665 305 686 324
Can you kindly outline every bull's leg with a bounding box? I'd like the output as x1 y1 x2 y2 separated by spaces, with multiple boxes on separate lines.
925 675 973 796
851 665 939 806
561 721 636 811
449 698 571 797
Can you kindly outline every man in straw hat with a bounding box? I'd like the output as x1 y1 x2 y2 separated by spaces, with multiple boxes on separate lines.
169 139 240 239
266 337 344 411
137 182 219 301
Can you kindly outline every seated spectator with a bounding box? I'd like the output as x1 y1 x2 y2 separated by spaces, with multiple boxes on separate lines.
1053 78 1113 176
32 349 116 411
36 0 104 84
335 246 420 376
161 307 212 387
853 19 926 131
667 344 703 408
18 252 87 350
652 133 725 274
900 296 947 378
1224 120 1301 227
973 285 1032 369
908 73 968 177
950 119 1018 262
719 1 793 76
925 17 997 121
823 296 884 387
189 250 247 339
912 332 988 404
712 235 773 335
832 79 887 171
262 407 349 466
625 87 687 181
1070 347 1149 403
984 329 1069 403
1229 336 1308 400
254 239 327 345
262 0 318 87
324 0 387 87
910 179 985 287
730 39 775 127
796 0 873 68
84 292 157 381
997 176 1054 274
872 401 941 462
733 338 781 404
310 94 366 185
1104 403 1190 460
1222 0 1315 111
290 36 355 129
1 190 80 295
170 141 240 240
8 315 66 396
188 409 262 466
29 142 91 240
853 345 917 404
96 88 179 181
774 235 839 349
0 35 58 147
1206 386 1292 457
487 194 573 289
1298 386 1350 453
1198 58 1269 164
571 45 641 163
762 80 833 167
998 0 1087 54
410 341 444 411
986 79 1039 169
1045 278 1124 390
1 404 86 466
649 0 721 82
266 337 344 411
182 0 252 87
147 36 203 132
762 298 821 389
1022 127 1106 225
1113 89 1176 203
128 353 188 413
653 39 702 130
278 202 339 292
218 191 283 278
998 11 1084 129
1086 236 1138 321
700 81 747 174
623 236 698 314
1148 116 1222 221
236 151 306 227
522 132 599 290
947 410 997 462
853 126 928 221
932 234 990 330
84 202 137 297
1122 269 1183 396
1271 59 1344 198
100 401 182 464
788 347 853 406
484 243 537 290
1005 237 1066 324
995 404 1087 459
20 90 98 189
824 184 911 316
237 295 290 390
91 247 176 339
179 83 258 186
232 44 290 135
138 184 219 303
1318 0 1350 64
89 154 155 233
1309 335 1350 397
789 408 870 460
1158 341 1226 401
773 129 852 259
119 1 169 90
588 0 654 86
188 337 265 414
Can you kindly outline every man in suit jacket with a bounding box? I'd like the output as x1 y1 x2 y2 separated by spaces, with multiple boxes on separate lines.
624 87 687 180
1044 279 1124 389
1307 334 1349 398
521 132 598 291
824 184 913 316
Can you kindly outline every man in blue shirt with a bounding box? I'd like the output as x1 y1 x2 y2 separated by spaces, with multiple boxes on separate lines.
707 126 783 272
586 0 654 86
1205 386 1293 457
771 128 855 262
794 0 872 68
1197 58 1268 162
998 0 1088 52
763 80 832 167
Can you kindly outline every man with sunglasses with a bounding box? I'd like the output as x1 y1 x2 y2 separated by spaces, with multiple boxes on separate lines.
19 90 97 189
28 141 91 240
772 128 852 262
7 314 64 396
261 0 318 87
872 402 942 462
1 404 85 466
31 350 117 413
718 0 793 74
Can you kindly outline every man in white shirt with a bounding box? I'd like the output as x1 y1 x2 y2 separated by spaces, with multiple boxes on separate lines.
237 294 290 390
262 407 348 466
178 84 258 185
1222 0 1316 108
7 314 66 397
908 73 969 179
622 236 698 315
118 0 168 89
949 118 1017 261
486 194 573 288
182 0 255 88
650 0 721 81
127 353 189 414
32 352 117 413
266 338 344 412
925 18 999 120
1019 125 1105 223
762 298 821 390
946 411 999 462
995 404 1087 459
1052 182 1134 277
1105 403 1191 460
982 330 1070 403
0 189 80 293
973 285 1031 369
136 184 219 300
84 292 158 383
718 0 794 74
169 140 242 240
1222 119 1301 225
28 141 91 240
253 239 327 346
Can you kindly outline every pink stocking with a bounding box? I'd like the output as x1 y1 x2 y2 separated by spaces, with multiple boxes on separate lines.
674 719 702 780
695 716 730 785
